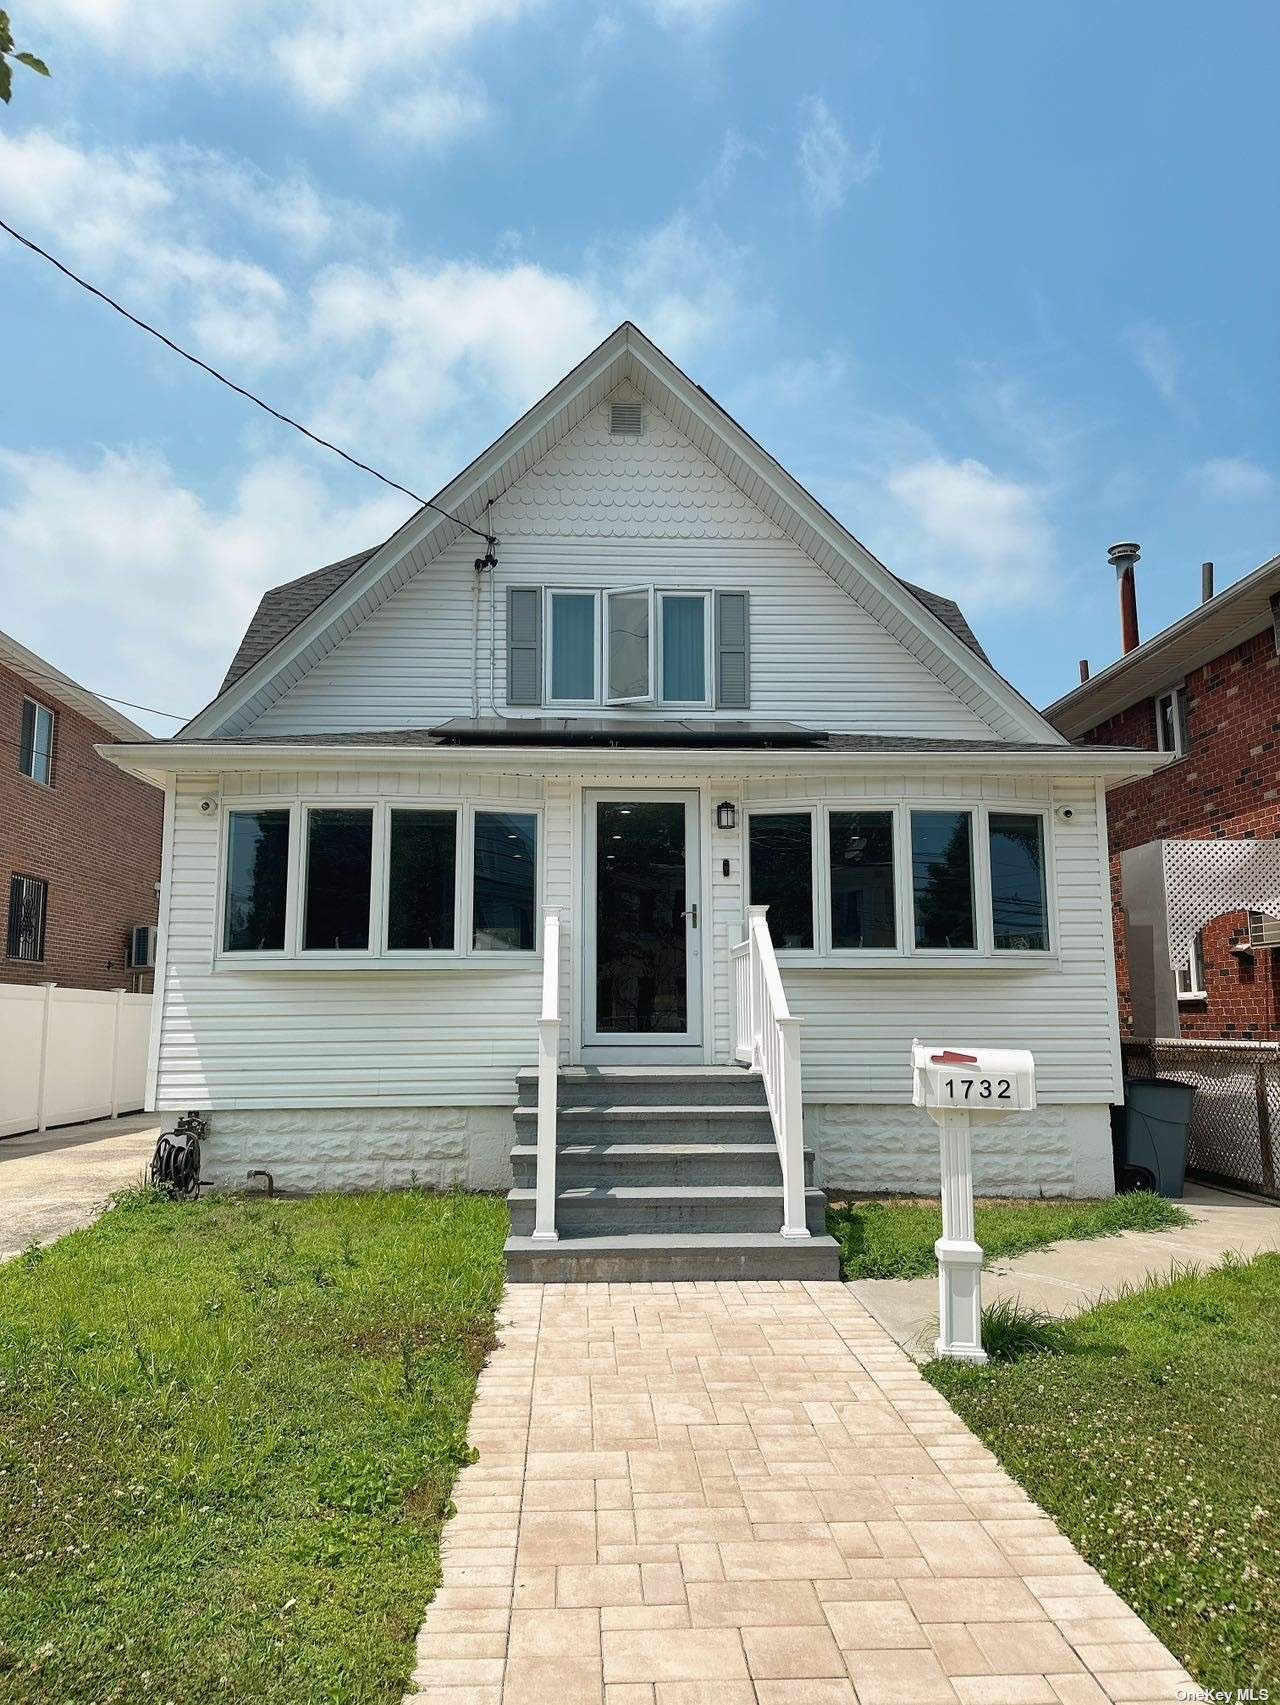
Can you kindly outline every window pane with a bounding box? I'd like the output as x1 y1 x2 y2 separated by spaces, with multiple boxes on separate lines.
829 811 896 949
988 813 1049 951
303 809 373 951
223 810 289 952
607 590 651 699
550 593 595 700
911 810 975 950
473 811 537 951
749 813 814 950
388 811 456 950
1157 694 1177 752
661 595 706 701
7 874 47 961
34 706 53 784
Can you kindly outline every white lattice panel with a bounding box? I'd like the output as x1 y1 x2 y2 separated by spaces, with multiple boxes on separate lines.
1163 838 1280 963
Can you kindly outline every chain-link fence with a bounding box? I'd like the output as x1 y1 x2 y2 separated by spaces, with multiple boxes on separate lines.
1122 1039 1280 1200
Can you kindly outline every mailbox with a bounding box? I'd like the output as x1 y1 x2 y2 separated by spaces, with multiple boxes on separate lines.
912 1043 1036 1116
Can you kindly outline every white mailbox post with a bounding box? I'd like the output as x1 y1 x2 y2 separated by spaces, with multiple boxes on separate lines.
911 1041 1037 1363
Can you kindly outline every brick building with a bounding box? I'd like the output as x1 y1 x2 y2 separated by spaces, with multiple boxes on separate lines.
1 629 163 992
1045 548 1280 1040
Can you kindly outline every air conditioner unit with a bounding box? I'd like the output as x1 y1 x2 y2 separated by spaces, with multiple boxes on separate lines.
1248 912 1280 948
129 924 158 968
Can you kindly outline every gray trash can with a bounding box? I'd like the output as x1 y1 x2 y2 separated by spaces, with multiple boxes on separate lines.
1118 1078 1195 1198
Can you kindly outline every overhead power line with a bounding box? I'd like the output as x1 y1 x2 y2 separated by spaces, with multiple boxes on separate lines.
0 216 495 543
17 666 189 721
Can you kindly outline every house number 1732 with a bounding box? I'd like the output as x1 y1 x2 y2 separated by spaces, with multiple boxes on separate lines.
943 1077 1012 1102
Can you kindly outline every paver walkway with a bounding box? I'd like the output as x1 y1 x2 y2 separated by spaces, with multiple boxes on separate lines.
0 1113 158 1261
406 1281 1194 1704
850 1181 1280 1357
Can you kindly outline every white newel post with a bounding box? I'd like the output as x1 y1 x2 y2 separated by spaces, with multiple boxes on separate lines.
778 1015 809 1238
911 1041 1037 1365
533 907 561 1242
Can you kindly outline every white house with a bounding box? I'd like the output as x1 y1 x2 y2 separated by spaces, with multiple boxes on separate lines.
101 324 1159 1280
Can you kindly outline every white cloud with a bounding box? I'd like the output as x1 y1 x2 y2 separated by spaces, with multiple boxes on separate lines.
881 457 1051 606
1194 456 1274 501
0 447 410 725
1125 321 1178 402
796 95 880 216
36 0 541 149
379 83 492 148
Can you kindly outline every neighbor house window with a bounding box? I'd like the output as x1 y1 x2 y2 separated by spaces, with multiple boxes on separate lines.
472 812 537 951
387 810 457 951
548 591 597 702
7 874 47 962
988 813 1050 951
223 809 290 952
829 811 896 949
303 808 373 951
19 699 55 785
659 593 709 704
1155 688 1187 757
1176 931 1206 999
748 812 814 950
911 810 976 950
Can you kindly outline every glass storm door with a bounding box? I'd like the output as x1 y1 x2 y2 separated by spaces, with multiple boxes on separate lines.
583 792 703 1057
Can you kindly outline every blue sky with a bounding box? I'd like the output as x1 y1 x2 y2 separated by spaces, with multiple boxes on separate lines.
1 0 1277 732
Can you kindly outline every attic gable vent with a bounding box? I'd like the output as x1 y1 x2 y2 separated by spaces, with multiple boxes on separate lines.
609 401 643 437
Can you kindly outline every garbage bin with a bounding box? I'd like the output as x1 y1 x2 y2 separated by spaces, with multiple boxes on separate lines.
1117 1078 1195 1198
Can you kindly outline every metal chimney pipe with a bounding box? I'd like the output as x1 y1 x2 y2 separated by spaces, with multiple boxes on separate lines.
1079 659 1090 683
1108 541 1141 654
1202 561 1215 603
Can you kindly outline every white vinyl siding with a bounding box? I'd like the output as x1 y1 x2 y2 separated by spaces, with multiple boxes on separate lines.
151 763 1119 1115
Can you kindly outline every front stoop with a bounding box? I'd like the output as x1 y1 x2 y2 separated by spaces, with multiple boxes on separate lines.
503 1067 841 1281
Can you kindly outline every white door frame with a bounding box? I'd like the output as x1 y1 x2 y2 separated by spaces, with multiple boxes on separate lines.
580 787 705 1063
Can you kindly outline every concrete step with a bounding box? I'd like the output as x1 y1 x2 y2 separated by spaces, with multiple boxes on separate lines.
516 1066 766 1110
512 1105 776 1144
504 1230 842 1283
510 1142 814 1190
507 1184 829 1238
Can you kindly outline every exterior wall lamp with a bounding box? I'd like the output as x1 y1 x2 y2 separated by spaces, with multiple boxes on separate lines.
716 801 737 831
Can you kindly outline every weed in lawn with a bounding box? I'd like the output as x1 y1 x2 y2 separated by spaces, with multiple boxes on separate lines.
979 1295 1060 1362
827 1189 1189 1280
928 1252 1280 1693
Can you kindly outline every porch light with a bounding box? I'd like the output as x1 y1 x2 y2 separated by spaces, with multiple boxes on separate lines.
716 801 737 831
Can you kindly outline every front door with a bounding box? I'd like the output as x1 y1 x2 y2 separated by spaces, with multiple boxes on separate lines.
582 791 703 1060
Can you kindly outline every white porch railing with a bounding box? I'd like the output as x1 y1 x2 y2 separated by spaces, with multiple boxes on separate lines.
533 907 562 1240
731 905 809 1239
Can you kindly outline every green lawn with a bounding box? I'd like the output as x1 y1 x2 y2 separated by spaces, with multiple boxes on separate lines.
927 1254 1280 1693
826 1191 1189 1280
0 1188 507 1705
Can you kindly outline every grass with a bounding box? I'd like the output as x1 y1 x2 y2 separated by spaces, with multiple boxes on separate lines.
826 1190 1190 1280
0 1187 507 1705
927 1253 1280 1693
979 1295 1060 1363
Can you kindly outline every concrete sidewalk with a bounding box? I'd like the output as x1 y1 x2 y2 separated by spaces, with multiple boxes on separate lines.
0 1113 159 1260
405 1281 1193 1703
849 1182 1280 1358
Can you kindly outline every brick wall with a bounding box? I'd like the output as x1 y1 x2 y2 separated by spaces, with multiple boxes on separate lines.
1081 623 1280 1039
0 659 164 991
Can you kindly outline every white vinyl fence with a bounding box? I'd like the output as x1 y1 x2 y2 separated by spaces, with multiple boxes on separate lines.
0 984 151 1139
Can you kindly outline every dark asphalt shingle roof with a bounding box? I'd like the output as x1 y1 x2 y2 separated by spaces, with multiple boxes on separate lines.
219 552 992 696
169 727 1068 754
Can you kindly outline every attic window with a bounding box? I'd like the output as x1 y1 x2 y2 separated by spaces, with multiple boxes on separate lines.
609 402 642 437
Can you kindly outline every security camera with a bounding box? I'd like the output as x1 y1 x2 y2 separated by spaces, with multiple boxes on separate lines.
1055 804 1075 823
199 797 219 816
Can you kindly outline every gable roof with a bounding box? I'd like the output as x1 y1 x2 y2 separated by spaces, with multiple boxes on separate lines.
1045 550 1280 739
182 322 1062 745
0 627 150 742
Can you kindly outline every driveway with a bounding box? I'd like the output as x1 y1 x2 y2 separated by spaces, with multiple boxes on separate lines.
0 1113 159 1260
405 1281 1193 1703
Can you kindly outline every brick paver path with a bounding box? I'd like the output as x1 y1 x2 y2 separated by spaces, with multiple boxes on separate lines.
406 1282 1194 1704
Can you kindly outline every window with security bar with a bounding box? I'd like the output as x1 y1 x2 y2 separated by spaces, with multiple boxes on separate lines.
7 874 47 962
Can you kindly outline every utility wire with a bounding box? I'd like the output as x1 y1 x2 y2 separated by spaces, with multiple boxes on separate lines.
0 216 494 543
18 666 189 720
